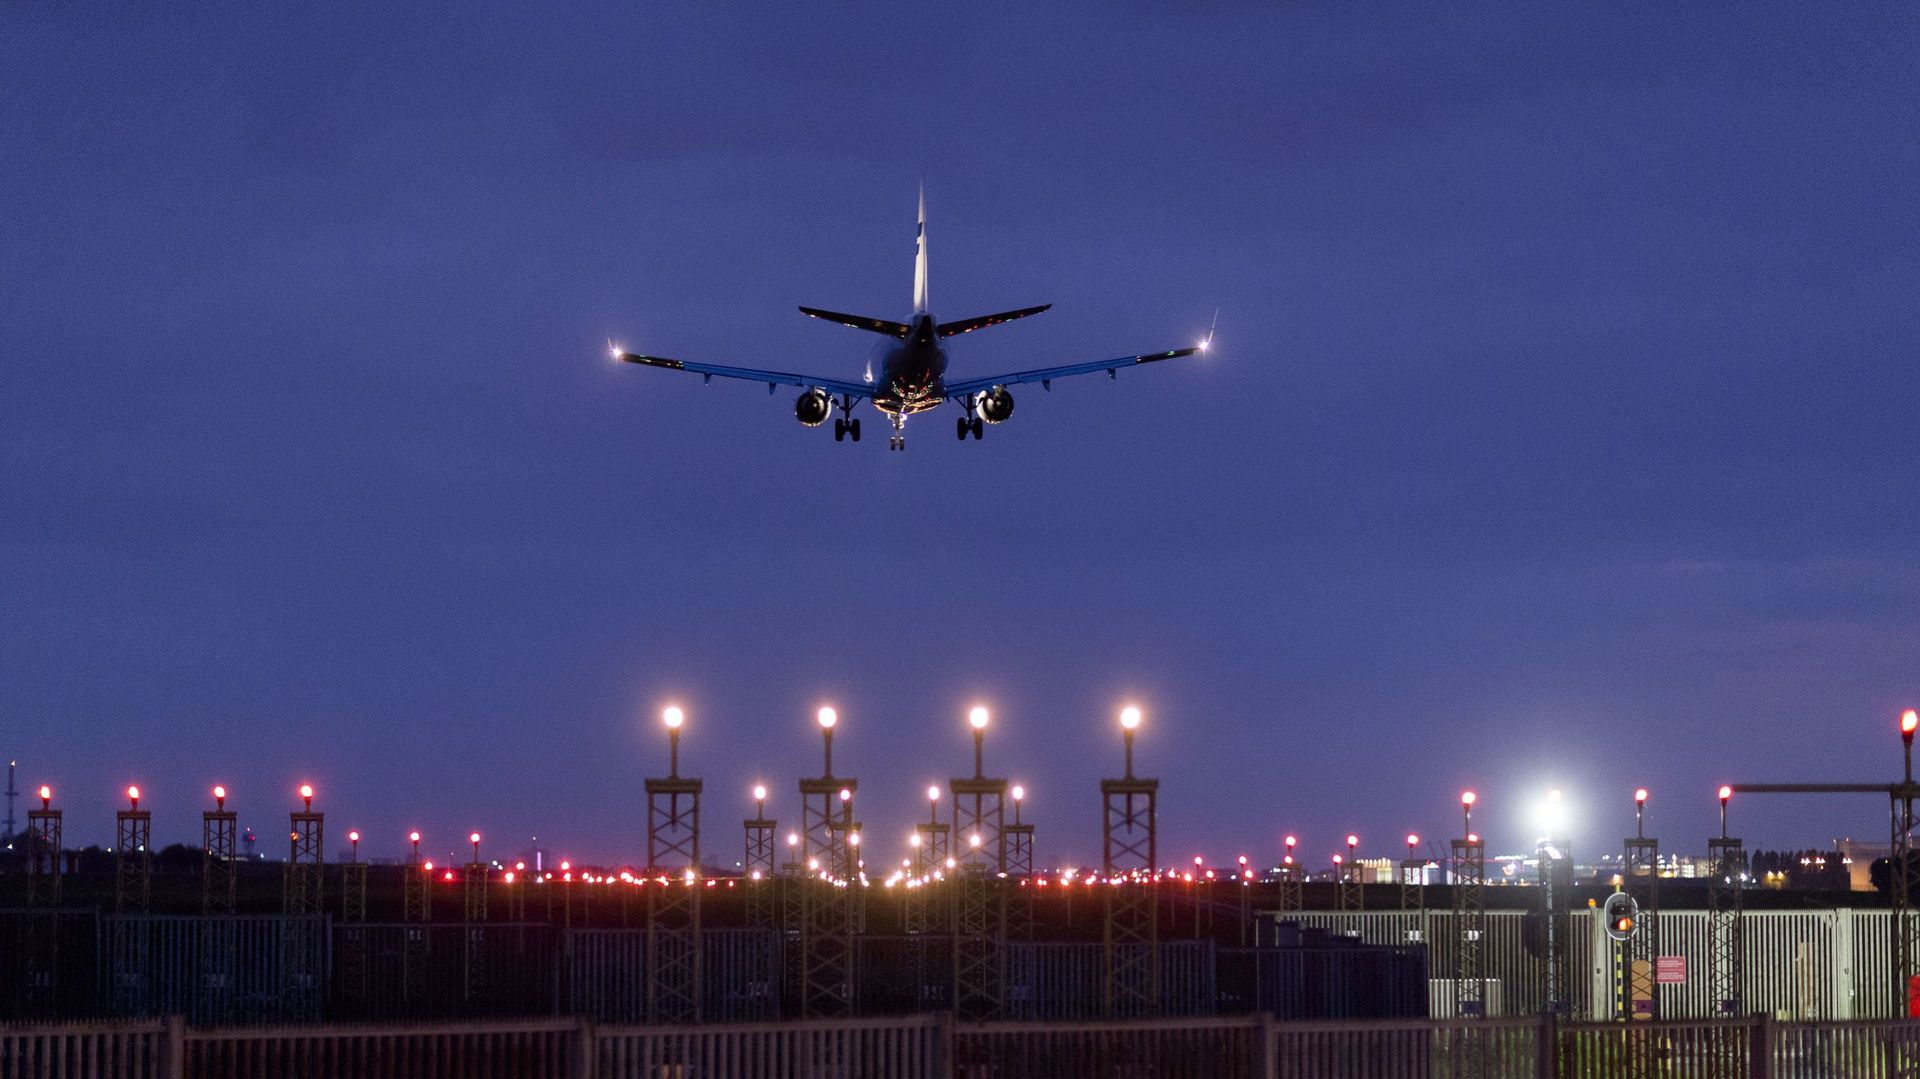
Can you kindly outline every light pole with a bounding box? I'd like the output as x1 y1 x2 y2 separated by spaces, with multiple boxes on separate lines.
663 706 685 778
1635 787 1648 840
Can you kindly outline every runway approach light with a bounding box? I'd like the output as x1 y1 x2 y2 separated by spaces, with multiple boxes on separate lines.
663 706 684 730
1012 786 1025 802
1120 706 1142 730
928 786 941 803
818 707 837 730
1635 788 1648 805
969 707 990 731
299 784 314 811
213 785 228 810
1903 709 1918 742
126 786 140 809
753 784 768 802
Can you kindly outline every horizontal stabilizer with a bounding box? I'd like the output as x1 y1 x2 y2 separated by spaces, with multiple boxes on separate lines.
937 304 1051 338
798 307 911 338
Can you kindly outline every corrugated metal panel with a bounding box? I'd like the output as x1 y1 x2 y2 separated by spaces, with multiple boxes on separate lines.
959 1015 1261 1079
596 1013 944 1079
102 914 326 1026
1287 907 1905 1022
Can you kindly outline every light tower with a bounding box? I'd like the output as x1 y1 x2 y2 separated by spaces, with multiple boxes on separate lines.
1400 833 1424 911
203 785 237 915
341 829 367 922
1339 833 1363 911
798 706 857 1017
24 784 61 1013
1277 834 1302 912
907 784 951 934
462 831 488 1005
1103 705 1159 1018
646 704 703 1022
952 705 1010 1021
1535 790 1572 1018
1622 786 1660 1030
111 784 155 1015
745 783 777 928
404 830 431 922
1451 791 1486 1019
284 783 324 915
116 785 152 913
1707 784 1745 1040
282 783 325 1020
1004 784 1035 941
1894 709 1919 1006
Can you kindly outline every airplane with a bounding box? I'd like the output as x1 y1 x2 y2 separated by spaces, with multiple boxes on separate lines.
609 191 1211 451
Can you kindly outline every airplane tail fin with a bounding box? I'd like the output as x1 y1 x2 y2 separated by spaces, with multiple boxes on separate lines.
913 186 929 315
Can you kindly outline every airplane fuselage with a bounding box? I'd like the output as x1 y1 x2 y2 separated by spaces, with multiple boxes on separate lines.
871 313 948 416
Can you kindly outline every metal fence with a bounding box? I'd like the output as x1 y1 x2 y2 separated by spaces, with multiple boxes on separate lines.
7 1014 1920 1078
1283 907 1911 1021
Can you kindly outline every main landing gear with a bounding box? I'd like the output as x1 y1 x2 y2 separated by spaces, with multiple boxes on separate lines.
832 417 862 442
955 415 983 441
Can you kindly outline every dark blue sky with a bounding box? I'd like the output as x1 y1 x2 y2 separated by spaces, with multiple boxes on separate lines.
4 4 1916 869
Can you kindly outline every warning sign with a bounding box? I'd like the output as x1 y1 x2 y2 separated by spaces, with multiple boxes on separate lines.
1656 956 1687 984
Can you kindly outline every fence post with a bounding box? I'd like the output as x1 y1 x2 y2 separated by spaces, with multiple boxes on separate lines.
936 1010 956 1079
1749 1014 1773 1079
1535 1012 1555 1079
162 1015 185 1079
571 1016 596 1079
1259 1012 1278 1079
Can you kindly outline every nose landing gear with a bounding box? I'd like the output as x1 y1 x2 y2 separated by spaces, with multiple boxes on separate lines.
888 411 906 451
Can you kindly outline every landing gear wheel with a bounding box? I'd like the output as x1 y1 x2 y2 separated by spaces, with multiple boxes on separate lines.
848 418 861 442
833 418 846 441
957 417 969 441
971 417 984 440
889 436 905 451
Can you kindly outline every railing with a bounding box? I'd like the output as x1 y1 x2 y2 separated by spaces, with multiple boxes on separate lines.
7 1013 1920 1078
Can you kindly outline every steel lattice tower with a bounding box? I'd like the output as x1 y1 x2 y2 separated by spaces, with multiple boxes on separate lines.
202 788 237 915
462 834 489 1005
951 730 1009 1023
111 790 155 1015
800 798 858 1016
1103 710 1158 1018
283 787 325 1018
1622 838 1659 1022
1537 839 1572 1016
402 833 430 1010
1894 784 1918 1011
1004 792 1035 942
1450 795 1488 1079
25 788 62 1016
906 795 951 935
744 790 776 929
645 710 703 1023
341 832 367 922
1276 840 1303 914
1337 841 1363 912
26 789 62 907
1706 831 1744 1078
1400 856 1425 912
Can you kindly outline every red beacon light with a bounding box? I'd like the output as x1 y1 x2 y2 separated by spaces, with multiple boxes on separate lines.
38 785 51 809
1903 709 1918 741
298 784 314 811
126 785 141 810
213 785 228 810
1718 785 1732 803
1407 833 1420 848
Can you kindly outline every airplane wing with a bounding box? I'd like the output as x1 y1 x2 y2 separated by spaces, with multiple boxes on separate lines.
944 345 1204 397
612 347 870 398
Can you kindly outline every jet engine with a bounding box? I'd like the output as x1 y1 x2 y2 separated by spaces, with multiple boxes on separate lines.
978 386 1015 424
795 387 833 427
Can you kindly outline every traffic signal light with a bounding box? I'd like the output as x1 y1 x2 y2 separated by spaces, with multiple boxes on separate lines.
1603 892 1640 942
